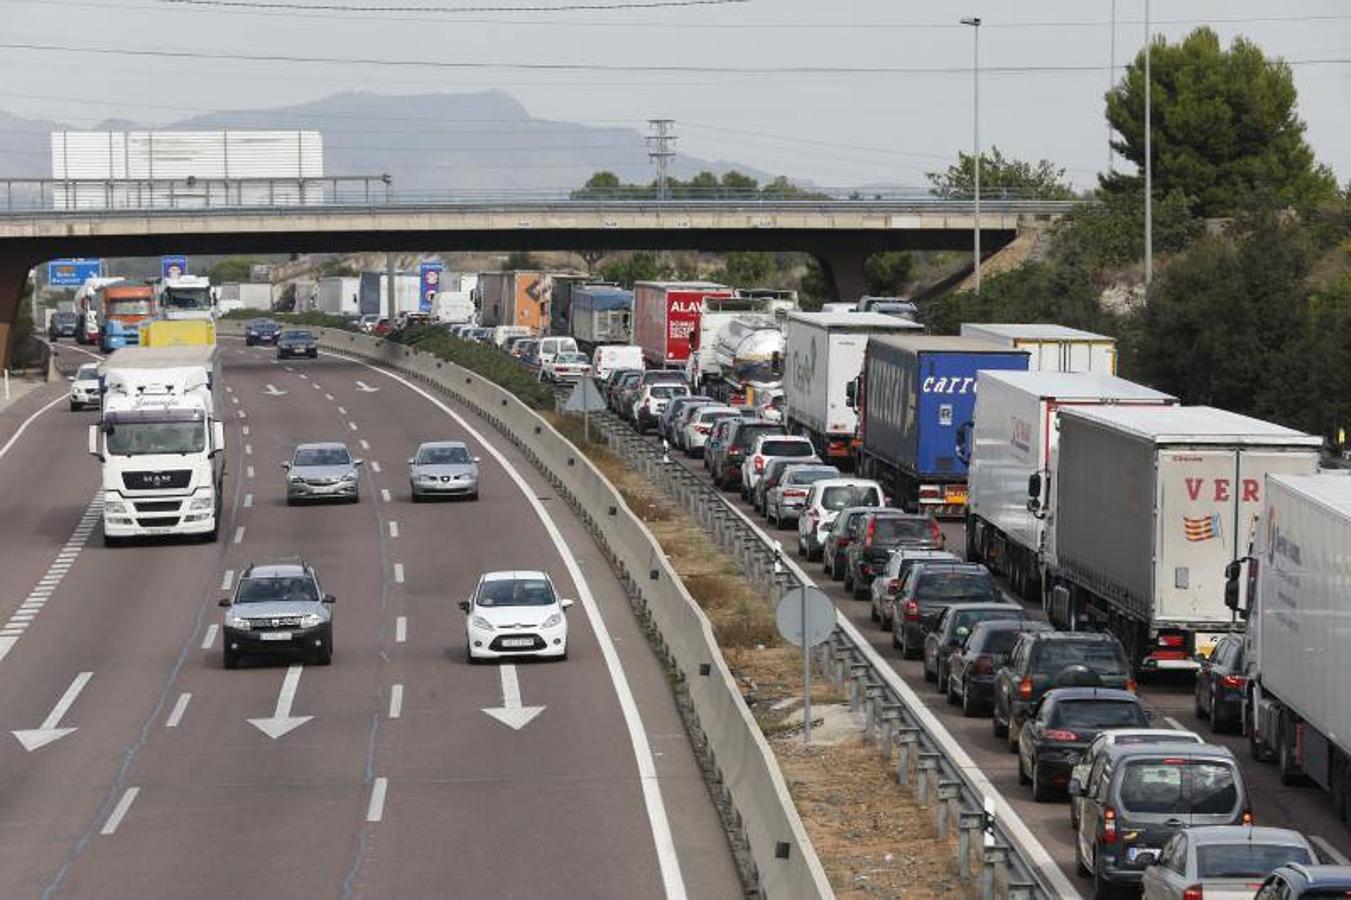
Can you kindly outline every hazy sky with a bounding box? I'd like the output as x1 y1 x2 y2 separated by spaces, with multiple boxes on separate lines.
4 0 1349 191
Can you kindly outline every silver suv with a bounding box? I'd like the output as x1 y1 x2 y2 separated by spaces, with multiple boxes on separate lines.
219 560 335 668
284 442 362 504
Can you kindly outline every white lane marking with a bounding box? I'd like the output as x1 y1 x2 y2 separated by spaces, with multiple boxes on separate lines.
233 526 245 544
388 521 399 539
355 380 380 393
325 393 334 401
337 406 347 415
242 425 250 436
347 357 686 898
359 439 370 450
1163 716 1187 731
0 393 68 463
298 373 308 380
11 670 93 751
244 493 253 508
226 386 234 394
395 616 407 642
247 664 313 739
220 570 234 592
244 444 253 456
348 422 358 431
370 461 381 473
100 787 140 835
165 692 191 728
365 777 388 822
312 383 321 390
231 396 240 405
201 624 219 650
380 488 391 503
482 664 545 730
393 564 405 585
283 366 294 372
237 410 247 419
388 684 403 719
246 466 255 479
0 494 102 664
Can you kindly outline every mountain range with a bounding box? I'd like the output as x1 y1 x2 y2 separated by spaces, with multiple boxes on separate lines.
0 90 777 194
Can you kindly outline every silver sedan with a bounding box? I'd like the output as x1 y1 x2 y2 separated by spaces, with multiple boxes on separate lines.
1141 826 1315 900
409 441 480 501
284 442 362 504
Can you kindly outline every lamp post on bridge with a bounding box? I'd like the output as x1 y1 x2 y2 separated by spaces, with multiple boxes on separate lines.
960 16 982 295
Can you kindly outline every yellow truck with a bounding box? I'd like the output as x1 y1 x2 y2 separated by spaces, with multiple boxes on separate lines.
139 319 216 347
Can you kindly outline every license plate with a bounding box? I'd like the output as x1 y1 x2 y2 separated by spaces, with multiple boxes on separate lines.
501 637 534 648
140 527 175 535
1126 846 1158 864
260 631 292 642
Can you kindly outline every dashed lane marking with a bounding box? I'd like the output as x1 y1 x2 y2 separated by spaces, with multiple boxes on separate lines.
220 570 234 592
395 616 407 643
388 521 399 538
100 787 140 836
365 777 388 823
388 685 403 719
201 624 219 650
165 693 191 728
233 527 245 545
392 564 405 584
380 488 391 503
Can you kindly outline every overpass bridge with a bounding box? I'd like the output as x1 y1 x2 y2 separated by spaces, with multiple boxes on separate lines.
0 179 1075 362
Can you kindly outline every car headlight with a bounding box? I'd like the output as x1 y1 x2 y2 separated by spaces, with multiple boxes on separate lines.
298 613 323 628
289 475 304 484
225 613 251 630
420 474 438 482
470 615 495 632
542 613 562 629
105 500 130 515
342 472 358 482
188 493 214 511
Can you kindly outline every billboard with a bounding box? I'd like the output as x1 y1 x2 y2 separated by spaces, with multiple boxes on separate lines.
419 261 444 314
161 256 188 279
47 259 103 286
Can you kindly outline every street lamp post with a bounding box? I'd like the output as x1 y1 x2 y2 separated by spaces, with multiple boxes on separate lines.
961 16 982 294
1144 0 1153 287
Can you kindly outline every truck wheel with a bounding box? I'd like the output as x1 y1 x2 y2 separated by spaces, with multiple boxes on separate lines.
1277 720 1303 786
965 517 980 561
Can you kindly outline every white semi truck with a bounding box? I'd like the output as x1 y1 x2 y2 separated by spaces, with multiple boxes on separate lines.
1230 472 1351 817
90 346 226 545
156 275 215 320
965 370 1176 602
1044 406 1320 671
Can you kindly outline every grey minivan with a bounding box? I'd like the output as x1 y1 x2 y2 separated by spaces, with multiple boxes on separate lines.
1073 743 1251 899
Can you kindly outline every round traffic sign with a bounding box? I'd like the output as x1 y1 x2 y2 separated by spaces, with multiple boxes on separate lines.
775 586 836 648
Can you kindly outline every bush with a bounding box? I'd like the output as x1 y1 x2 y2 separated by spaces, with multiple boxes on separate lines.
391 326 555 409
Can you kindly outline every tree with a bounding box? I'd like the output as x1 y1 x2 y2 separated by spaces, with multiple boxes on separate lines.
208 256 256 285
864 251 914 296
599 251 672 287
719 171 759 193
1055 188 1202 270
504 250 539 270
1102 27 1336 216
709 252 774 287
923 260 1111 336
571 171 624 199
927 146 1076 200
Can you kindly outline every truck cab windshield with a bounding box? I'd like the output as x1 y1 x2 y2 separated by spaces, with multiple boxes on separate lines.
163 288 212 311
106 421 206 455
107 299 153 316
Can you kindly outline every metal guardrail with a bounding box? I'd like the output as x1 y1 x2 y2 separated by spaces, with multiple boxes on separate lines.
576 402 1075 899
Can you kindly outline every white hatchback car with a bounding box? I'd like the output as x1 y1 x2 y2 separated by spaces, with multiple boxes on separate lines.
69 362 102 410
796 478 885 560
460 570 573 663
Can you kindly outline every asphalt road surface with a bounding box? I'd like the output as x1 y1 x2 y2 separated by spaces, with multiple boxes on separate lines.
641 422 1351 893
0 344 741 899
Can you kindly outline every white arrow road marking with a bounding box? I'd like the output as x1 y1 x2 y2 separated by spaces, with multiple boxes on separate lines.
355 380 380 393
263 384 287 396
482 664 545 730
13 671 92 750
247 664 313 740
100 787 140 836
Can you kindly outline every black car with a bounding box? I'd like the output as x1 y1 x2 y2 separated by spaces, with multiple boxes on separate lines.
947 620 1054 717
218 560 336 667
892 562 1002 660
923 601 1028 689
992 631 1134 752
48 310 79 340
1017 687 1150 802
845 511 942 599
1194 633 1246 733
245 318 281 346
277 329 319 359
602 368 641 411
1256 864 1351 899
713 419 785 491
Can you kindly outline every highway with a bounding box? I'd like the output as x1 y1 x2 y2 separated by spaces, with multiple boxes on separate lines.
629 419 1351 889
0 345 741 899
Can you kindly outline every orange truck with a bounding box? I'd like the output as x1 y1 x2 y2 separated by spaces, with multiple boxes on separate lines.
96 283 157 352
477 271 552 334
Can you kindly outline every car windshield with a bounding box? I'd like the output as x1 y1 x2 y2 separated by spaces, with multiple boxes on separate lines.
951 608 1022 634
236 576 318 604
874 517 933 543
105 420 205 455
477 578 555 607
1051 700 1148 730
559 352 589 364
1118 761 1239 815
760 440 813 457
282 331 313 340
1195 844 1311 878
733 425 782 448
699 410 740 423
915 571 997 600
418 446 471 465
820 485 881 510
295 447 351 466
978 629 1024 655
1032 641 1128 675
787 468 838 485
651 385 687 399
76 364 100 380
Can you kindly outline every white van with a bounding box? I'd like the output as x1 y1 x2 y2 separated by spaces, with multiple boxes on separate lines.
491 325 533 347
592 344 645 380
537 335 580 367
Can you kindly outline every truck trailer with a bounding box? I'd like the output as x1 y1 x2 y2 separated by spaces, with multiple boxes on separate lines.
477 271 554 333
1233 472 1351 816
783 312 922 466
853 335 1028 515
91 345 226 544
1046 406 1320 671
315 276 362 316
959 323 1117 373
633 281 733 368
216 282 272 314
569 284 633 348
965 370 1176 602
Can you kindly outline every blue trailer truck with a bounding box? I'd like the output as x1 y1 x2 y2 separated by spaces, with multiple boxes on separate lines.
852 335 1027 516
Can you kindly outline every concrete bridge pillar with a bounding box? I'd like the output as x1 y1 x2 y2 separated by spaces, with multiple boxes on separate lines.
0 254 34 371
814 245 871 303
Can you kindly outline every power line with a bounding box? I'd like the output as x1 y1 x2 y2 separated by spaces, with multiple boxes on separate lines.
5 39 1347 74
158 0 747 11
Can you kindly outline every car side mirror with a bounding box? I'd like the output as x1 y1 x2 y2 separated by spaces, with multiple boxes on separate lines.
353 459 364 467
1067 778 1083 797
1027 472 1042 499
458 600 471 613
560 598 575 610
217 597 231 607
281 461 291 470
407 458 415 465
323 594 336 604
87 424 103 461
211 420 226 456
473 457 481 464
